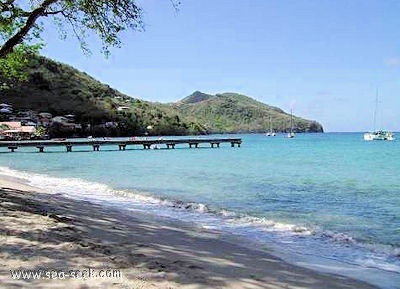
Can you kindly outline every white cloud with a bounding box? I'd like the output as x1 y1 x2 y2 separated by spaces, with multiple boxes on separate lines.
385 57 400 67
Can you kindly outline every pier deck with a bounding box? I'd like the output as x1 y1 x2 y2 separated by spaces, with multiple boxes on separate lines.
0 138 242 152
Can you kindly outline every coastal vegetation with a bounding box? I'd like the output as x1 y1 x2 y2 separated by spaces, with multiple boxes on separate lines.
174 91 323 133
1 56 202 137
1 56 323 137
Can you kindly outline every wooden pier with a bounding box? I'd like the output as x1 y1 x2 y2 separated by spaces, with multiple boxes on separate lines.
0 138 242 153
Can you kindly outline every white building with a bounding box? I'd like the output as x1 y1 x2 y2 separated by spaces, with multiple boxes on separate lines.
117 106 130 111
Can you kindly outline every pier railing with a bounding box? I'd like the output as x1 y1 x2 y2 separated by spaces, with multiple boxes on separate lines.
0 138 242 152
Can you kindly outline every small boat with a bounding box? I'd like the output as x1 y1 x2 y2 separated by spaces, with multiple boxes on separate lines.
364 90 394 141
266 116 276 136
364 130 394 141
287 109 295 138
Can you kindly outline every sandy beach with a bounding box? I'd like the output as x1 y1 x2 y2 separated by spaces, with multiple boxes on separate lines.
0 175 378 289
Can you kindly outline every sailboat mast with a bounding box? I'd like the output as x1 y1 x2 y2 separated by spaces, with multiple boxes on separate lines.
269 116 272 132
373 89 378 132
290 109 293 133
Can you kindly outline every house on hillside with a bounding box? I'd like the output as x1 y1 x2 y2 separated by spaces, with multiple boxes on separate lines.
0 121 36 140
0 103 13 115
39 112 53 119
17 110 37 119
52 116 69 124
64 114 75 121
104 122 118 128
117 106 130 111
51 116 81 130
0 103 12 109
38 113 53 127
0 107 12 114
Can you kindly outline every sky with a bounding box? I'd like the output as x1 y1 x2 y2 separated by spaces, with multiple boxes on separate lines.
40 0 400 132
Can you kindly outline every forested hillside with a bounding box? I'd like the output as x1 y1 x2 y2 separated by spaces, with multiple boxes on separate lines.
1 56 323 136
173 91 323 133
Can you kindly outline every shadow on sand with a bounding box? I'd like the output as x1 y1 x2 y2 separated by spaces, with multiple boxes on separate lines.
0 187 376 289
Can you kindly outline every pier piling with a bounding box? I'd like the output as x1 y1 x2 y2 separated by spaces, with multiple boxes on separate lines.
189 142 199 148
8 146 17 152
231 141 241 147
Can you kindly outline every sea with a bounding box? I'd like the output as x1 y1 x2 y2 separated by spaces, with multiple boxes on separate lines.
0 133 399 288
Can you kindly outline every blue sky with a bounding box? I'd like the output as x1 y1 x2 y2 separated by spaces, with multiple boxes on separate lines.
41 0 400 132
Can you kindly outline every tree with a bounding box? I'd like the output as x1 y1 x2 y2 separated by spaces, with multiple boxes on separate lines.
34 125 46 137
0 0 179 79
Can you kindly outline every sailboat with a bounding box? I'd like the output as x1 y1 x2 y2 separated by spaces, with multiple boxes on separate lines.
363 91 394 141
287 109 295 138
266 116 276 136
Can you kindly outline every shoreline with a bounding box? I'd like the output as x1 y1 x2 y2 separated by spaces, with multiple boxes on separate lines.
0 175 378 289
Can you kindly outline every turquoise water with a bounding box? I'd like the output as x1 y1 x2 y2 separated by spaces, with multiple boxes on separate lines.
1 133 400 288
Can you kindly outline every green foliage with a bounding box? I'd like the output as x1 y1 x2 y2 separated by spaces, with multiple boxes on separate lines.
0 45 42 86
0 0 152 57
174 92 324 133
180 91 214 104
0 123 9 130
34 125 46 137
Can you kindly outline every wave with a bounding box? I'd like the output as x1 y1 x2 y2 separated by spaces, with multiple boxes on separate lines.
0 167 304 231
1 166 400 278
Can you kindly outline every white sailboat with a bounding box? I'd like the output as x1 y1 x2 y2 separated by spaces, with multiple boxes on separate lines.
364 91 394 141
287 109 295 138
266 116 276 136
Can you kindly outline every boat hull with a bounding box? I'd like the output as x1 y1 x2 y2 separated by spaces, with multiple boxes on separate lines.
364 131 394 141
287 132 295 138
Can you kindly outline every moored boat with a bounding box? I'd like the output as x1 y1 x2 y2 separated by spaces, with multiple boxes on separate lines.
287 109 295 138
364 131 394 141
266 116 276 136
364 90 394 141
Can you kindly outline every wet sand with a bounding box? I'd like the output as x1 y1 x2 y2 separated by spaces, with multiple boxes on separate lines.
0 176 378 289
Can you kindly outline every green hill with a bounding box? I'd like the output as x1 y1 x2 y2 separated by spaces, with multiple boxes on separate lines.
173 91 323 133
179 91 214 104
0 56 323 136
0 56 205 136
